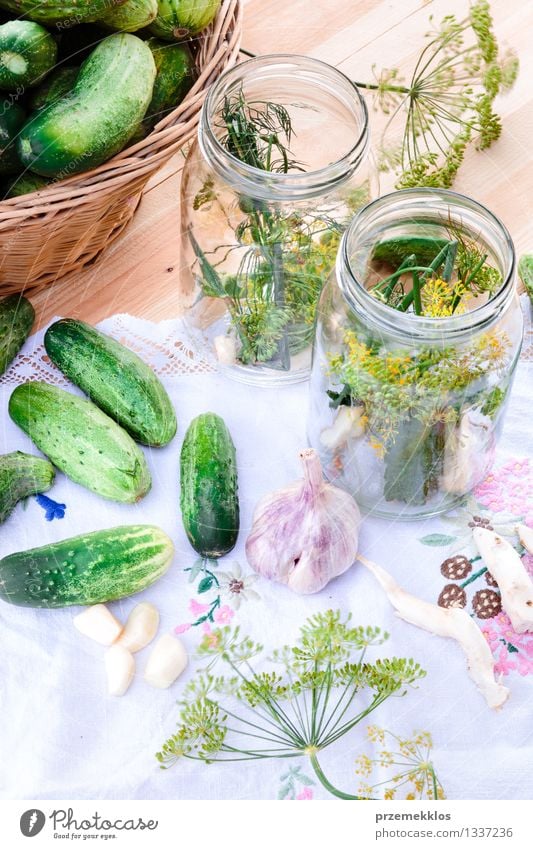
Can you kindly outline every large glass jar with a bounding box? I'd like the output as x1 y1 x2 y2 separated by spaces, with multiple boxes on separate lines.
180 54 377 385
308 189 523 519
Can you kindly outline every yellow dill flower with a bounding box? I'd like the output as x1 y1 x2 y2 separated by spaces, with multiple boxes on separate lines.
421 278 467 317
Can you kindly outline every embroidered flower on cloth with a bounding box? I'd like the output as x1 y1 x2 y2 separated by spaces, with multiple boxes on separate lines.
217 562 261 609
481 613 533 676
474 458 533 525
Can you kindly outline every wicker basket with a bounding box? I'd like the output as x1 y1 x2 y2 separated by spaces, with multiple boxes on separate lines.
0 0 242 297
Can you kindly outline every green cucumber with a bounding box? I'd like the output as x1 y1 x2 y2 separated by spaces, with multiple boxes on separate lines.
18 33 156 178
144 38 195 128
5 172 51 197
99 0 158 32
0 451 55 524
29 66 78 111
0 101 25 175
44 318 177 447
518 255 533 304
0 524 173 607
0 294 35 375
9 382 151 503
0 0 127 26
180 412 239 559
372 236 450 267
0 21 57 90
149 0 219 41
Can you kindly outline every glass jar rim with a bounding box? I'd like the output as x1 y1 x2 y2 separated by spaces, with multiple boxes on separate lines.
199 53 370 202
338 188 516 341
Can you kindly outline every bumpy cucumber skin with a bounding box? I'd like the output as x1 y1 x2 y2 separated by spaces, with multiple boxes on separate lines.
0 524 174 607
0 451 55 524
5 172 51 197
99 0 158 32
0 294 35 375
180 412 239 559
0 0 126 25
372 236 451 268
17 33 156 177
144 38 194 128
44 319 177 447
9 382 152 503
0 102 26 175
149 0 220 41
29 66 78 111
0 21 57 90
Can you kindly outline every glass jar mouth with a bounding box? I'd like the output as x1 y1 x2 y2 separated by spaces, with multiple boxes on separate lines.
199 53 370 202
338 188 516 341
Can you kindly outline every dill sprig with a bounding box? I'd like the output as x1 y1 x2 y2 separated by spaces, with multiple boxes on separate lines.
156 610 427 800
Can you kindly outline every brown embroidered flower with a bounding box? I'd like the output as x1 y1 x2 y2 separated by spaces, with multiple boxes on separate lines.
472 588 501 619
467 515 494 531
440 555 472 580
485 571 498 588
438 584 467 609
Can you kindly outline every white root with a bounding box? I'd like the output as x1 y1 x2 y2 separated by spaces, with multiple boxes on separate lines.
115 602 159 653
73 604 123 646
320 406 366 452
214 334 237 366
517 523 533 555
473 527 533 634
441 410 492 494
144 634 188 689
104 645 135 697
358 554 509 710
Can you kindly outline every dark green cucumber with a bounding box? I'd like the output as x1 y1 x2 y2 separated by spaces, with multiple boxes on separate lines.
0 294 35 375
180 412 239 559
29 66 78 111
99 0 158 31
0 0 127 26
0 21 57 90
0 101 25 175
5 172 51 197
9 382 151 503
0 451 55 523
149 0 219 41
144 38 195 128
18 33 156 177
44 319 177 447
0 524 174 607
372 236 450 267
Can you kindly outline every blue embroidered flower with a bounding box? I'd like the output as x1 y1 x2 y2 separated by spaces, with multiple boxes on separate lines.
35 493 66 521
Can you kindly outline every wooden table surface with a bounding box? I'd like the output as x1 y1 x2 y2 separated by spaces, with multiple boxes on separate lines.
32 0 533 328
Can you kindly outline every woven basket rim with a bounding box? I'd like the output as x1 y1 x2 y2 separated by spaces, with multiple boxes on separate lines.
0 0 242 211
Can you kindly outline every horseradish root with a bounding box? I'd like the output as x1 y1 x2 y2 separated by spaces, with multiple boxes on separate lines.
115 602 159 653
473 527 533 634
517 524 533 555
105 645 135 696
73 604 123 646
358 554 509 709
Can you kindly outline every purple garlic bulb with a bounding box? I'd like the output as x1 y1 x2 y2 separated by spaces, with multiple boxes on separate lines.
245 448 361 594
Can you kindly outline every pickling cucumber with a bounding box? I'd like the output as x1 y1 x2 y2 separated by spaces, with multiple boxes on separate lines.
5 172 51 197
0 0 127 26
99 0 158 32
18 33 156 177
0 524 174 607
0 102 25 175
0 20 57 90
0 451 55 524
149 0 219 41
29 66 78 111
0 294 35 375
44 318 177 447
9 382 151 503
180 412 239 559
144 38 195 128
372 236 450 267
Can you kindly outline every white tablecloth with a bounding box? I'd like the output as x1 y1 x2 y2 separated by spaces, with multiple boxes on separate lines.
1 303 532 801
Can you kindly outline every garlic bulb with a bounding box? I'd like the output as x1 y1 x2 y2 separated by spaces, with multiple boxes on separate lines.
245 448 361 594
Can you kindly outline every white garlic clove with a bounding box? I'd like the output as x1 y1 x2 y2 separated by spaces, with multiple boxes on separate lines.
105 645 135 697
144 634 188 689
115 602 159 653
214 334 237 365
73 604 123 646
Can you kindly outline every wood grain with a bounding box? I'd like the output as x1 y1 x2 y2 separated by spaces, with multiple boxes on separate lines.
32 0 532 327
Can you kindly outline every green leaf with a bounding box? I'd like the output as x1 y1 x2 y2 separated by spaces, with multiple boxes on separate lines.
198 576 215 594
518 255 533 303
189 232 227 298
419 533 458 546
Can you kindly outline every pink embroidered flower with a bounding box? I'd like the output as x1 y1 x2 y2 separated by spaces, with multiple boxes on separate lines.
296 787 314 800
201 622 219 649
174 623 192 635
214 605 235 625
189 598 210 616
482 611 533 676
474 458 533 524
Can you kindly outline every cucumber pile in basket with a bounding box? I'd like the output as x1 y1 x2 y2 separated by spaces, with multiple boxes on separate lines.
0 0 220 195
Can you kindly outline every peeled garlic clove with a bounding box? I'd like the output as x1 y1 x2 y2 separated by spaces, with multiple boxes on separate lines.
320 406 366 451
73 604 123 646
144 634 188 689
105 645 135 697
115 602 159 653
214 334 237 365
